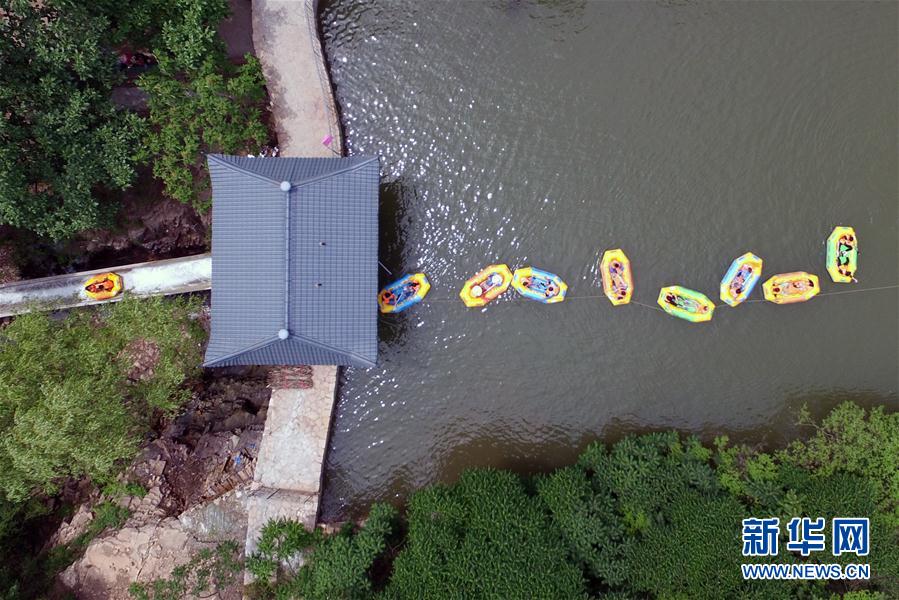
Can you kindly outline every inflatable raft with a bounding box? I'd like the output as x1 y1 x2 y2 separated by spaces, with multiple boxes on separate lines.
379 273 430 314
719 252 763 307
763 272 819 304
826 226 857 283
600 249 633 305
459 264 513 307
657 286 715 323
511 267 567 304
84 272 123 301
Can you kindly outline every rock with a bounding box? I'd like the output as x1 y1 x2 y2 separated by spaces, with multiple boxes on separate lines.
178 488 249 542
59 489 249 599
48 505 95 549
59 519 199 599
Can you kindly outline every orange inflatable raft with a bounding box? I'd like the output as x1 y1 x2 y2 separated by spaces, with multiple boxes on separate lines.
84 272 124 300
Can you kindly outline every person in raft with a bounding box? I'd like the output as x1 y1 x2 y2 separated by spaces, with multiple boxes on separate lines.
380 289 397 306
773 278 815 297
730 266 753 297
471 273 504 298
665 293 706 313
521 275 559 298
382 279 421 306
837 235 855 277
86 277 116 294
609 261 629 300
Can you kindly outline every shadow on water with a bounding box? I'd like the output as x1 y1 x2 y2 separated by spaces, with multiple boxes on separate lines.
374 179 418 347
323 389 896 523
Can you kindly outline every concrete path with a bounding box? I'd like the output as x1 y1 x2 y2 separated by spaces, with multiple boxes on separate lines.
0 254 211 318
252 0 342 156
245 366 338 557
244 0 345 561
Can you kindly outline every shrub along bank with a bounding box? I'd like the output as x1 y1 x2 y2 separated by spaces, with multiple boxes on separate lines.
246 402 898 599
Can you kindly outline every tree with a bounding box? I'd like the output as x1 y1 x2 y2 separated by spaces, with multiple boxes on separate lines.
248 504 397 600
0 296 204 501
137 0 268 209
0 0 144 239
386 469 587 599
139 55 268 209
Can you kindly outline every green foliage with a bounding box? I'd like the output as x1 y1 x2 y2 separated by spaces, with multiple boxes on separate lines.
128 541 242 600
139 55 268 209
103 481 149 500
386 469 586 599
0 0 145 239
540 433 755 598
250 504 397 600
0 0 261 238
301 503 395 599
0 296 204 501
157 0 231 73
136 0 268 210
234 403 898 599
248 518 322 584
782 404 899 526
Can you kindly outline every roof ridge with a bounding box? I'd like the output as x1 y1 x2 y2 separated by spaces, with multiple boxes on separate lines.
207 154 378 187
284 332 377 367
287 156 379 188
202 334 281 367
207 154 284 186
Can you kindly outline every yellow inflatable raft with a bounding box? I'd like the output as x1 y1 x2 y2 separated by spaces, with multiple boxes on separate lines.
657 286 715 323
511 267 567 304
762 272 820 304
459 264 513 307
600 249 633 306
826 226 857 283
84 272 123 300
719 252 763 307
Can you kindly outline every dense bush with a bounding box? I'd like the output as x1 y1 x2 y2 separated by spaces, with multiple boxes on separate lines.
137 0 269 209
139 55 268 209
249 402 898 599
0 0 144 239
0 296 204 501
0 0 268 238
386 469 586 599
249 504 397 600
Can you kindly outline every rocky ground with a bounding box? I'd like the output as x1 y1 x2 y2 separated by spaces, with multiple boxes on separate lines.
52 367 273 599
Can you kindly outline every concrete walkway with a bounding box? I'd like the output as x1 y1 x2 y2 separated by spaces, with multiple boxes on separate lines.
244 0 345 559
252 0 342 156
0 254 211 318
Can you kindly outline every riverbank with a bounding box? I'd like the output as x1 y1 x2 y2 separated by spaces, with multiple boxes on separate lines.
241 401 899 598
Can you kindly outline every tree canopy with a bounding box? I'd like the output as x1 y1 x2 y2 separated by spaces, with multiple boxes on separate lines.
244 402 899 599
0 0 144 239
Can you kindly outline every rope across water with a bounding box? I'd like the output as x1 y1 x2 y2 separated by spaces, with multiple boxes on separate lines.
385 283 899 312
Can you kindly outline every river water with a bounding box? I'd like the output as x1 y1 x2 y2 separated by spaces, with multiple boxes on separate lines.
318 0 898 521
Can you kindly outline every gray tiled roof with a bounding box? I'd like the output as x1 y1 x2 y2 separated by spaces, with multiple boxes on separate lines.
203 154 379 368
